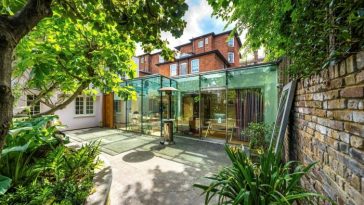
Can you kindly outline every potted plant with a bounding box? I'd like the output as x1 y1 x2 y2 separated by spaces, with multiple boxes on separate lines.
241 122 272 159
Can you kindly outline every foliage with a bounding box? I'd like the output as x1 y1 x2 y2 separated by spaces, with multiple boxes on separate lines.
208 0 364 76
194 145 330 205
4 0 188 115
242 122 272 150
0 115 63 186
0 176 11 195
0 116 100 204
14 4 137 110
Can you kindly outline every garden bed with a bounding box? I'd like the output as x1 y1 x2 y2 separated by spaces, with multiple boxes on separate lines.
0 116 102 204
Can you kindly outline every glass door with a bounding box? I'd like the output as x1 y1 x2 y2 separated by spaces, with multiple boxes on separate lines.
227 88 264 143
200 88 227 141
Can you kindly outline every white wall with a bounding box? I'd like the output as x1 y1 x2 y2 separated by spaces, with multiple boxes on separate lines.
13 91 103 131
55 95 103 130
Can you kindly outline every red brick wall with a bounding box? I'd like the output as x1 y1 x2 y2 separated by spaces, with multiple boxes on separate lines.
283 51 364 205
138 53 161 74
158 53 226 77
139 32 241 76
139 55 149 72
213 34 240 67
191 35 213 54
179 44 193 54
158 63 170 77
149 54 160 74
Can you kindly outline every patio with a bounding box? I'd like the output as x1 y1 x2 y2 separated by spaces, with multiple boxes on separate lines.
65 128 230 205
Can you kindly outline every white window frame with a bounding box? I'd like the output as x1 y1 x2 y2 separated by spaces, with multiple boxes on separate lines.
180 63 187 75
26 95 40 115
159 55 164 63
205 38 208 44
198 40 204 48
75 96 94 116
228 52 234 63
141 57 144 63
170 64 177 76
191 59 199 73
227 38 234 47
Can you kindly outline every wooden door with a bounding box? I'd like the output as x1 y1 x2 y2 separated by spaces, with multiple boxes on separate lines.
103 93 114 128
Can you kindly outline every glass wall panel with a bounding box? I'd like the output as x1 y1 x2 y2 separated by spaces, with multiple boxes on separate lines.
142 76 161 136
175 76 200 138
200 89 227 140
227 65 278 143
161 76 171 120
201 72 226 89
114 82 127 130
126 80 142 132
200 72 227 141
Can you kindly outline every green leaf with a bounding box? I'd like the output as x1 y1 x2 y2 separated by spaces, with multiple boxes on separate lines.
0 175 12 195
1 142 30 156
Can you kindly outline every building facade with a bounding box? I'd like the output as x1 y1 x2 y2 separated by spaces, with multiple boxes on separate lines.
137 31 242 77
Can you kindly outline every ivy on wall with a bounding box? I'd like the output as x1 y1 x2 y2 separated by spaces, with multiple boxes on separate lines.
208 0 364 77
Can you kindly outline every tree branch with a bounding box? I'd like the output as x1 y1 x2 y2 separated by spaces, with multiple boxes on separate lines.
56 57 83 81
9 0 53 42
33 80 90 116
15 82 58 115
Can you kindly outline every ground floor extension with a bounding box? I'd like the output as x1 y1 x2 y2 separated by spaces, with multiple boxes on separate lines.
106 63 278 144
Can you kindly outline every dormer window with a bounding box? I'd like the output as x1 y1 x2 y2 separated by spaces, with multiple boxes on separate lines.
198 40 204 48
159 55 164 63
227 38 234 47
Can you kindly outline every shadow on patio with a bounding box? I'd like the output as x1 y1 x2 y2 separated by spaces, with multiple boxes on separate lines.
65 128 230 169
65 127 230 205
119 165 215 205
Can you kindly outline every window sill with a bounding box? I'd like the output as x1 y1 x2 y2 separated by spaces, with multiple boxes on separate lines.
74 114 96 118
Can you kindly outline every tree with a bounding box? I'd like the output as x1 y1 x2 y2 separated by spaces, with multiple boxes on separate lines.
14 4 136 116
208 0 364 76
0 0 188 151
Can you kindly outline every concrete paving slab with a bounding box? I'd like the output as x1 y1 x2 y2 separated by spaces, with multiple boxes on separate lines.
65 128 230 205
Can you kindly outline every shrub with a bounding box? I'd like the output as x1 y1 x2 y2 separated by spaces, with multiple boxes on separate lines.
0 115 100 204
194 145 330 205
241 122 272 150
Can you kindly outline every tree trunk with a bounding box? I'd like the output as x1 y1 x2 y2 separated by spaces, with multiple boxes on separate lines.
0 38 14 151
0 0 53 152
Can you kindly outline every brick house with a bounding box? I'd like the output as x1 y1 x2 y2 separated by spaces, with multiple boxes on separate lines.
137 30 242 77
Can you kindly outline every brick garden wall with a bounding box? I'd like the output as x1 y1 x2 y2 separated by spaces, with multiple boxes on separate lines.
283 51 364 205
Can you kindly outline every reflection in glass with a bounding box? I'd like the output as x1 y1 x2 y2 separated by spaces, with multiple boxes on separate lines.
201 89 227 140
142 77 161 136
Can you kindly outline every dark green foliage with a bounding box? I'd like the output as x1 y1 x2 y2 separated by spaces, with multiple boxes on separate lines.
0 116 100 204
209 0 364 77
241 122 272 150
194 145 332 205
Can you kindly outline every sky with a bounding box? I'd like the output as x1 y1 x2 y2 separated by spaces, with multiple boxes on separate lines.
135 0 234 55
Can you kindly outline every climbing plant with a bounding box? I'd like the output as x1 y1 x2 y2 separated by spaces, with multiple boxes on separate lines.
208 0 364 77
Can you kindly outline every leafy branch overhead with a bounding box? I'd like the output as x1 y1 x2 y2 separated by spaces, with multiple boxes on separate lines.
208 0 364 76
7 0 188 115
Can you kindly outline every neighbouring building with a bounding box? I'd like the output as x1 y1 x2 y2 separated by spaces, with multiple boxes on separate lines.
137 30 242 77
12 57 139 131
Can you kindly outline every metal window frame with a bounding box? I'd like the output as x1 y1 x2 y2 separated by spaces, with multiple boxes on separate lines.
269 80 297 153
